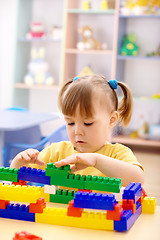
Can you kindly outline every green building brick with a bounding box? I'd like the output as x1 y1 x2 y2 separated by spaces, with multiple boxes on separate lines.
0 167 19 182
50 188 76 204
44 163 121 193
85 175 121 193
65 174 86 189
45 163 70 186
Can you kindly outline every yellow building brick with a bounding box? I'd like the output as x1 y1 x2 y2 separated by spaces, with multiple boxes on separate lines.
0 183 41 203
36 207 113 230
142 197 156 214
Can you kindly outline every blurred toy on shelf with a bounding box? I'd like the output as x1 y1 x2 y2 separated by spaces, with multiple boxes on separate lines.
120 34 139 56
24 48 54 86
146 44 160 57
120 0 160 15
137 114 149 138
152 93 160 99
26 22 46 39
50 26 62 40
100 0 109 10
82 0 91 10
77 66 94 76
76 25 107 50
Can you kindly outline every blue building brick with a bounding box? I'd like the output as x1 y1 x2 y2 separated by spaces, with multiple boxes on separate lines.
114 202 142 231
18 167 50 185
74 191 117 210
122 182 142 203
0 203 35 222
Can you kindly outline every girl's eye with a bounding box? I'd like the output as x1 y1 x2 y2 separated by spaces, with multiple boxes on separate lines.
84 122 93 126
67 122 75 126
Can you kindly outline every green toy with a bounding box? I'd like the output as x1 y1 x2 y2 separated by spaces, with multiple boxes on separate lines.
120 34 139 56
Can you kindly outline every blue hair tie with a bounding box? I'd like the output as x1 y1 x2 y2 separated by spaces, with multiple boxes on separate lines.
73 76 80 82
108 79 118 90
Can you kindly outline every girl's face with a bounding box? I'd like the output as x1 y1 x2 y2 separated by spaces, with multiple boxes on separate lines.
64 93 118 153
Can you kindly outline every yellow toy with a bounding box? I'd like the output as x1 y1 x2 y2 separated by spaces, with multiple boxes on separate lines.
82 1 91 10
121 0 160 15
76 25 107 50
100 0 109 10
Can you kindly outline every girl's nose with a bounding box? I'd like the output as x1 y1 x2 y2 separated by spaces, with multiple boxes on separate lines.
75 124 84 135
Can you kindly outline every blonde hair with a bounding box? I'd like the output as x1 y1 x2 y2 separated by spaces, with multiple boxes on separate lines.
58 74 133 127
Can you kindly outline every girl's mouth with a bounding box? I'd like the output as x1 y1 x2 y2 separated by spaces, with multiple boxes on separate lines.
76 141 85 144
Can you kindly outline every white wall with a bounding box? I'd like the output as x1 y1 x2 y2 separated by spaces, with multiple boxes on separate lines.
0 0 17 109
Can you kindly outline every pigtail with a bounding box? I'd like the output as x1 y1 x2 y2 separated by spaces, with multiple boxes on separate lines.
58 80 73 110
117 82 133 127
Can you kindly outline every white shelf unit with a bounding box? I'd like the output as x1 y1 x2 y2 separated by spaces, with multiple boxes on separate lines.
60 0 119 83
116 1 160 133
13 0 64 111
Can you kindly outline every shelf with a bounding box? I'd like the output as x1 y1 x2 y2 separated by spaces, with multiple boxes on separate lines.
112 135 160 150
118 96 160 102
65 48 113 55
67 9 115 14
133 97 160 102
14 83 60 90
119 14 160 18
18 38 61 43
117 55 160 60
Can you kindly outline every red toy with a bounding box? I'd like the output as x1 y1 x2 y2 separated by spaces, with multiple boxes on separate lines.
13 231 42 240
26 22 46 39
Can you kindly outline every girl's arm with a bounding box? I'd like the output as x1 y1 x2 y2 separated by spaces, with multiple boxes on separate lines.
55 153 144 186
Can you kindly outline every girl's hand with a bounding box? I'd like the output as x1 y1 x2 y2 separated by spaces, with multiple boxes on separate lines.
55 153 97 173
11 149 45 168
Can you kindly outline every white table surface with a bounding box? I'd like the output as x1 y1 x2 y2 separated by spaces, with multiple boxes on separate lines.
0 110 59 166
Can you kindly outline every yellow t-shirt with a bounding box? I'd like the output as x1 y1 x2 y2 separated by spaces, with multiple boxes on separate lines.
30 141 144 178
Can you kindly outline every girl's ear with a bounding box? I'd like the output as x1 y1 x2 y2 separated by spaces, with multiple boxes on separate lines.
109 111 119 128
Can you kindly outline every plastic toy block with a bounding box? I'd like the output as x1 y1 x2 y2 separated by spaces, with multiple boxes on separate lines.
122 199 136 213
66 174 86 189
29 198 46 213
49 172 86 189
142 197 156 214
106 203 123 221
18 167 50 185
12 180 27 186
13 231 42 240
114 202 142 231
0 203 35 222
45 163 71 186
50 188 76 204
84 175 122 193
78 189 92 193
0 200 10 209
123 182 142 203
142 188 148 197
74 191 117 210
44 184 58 194
114 187 125 202
45 163 121 192
36 207 114 231
0 183 42 203
0 167 19 182
67 200 83 217
41 187 50 202
45 163 71 177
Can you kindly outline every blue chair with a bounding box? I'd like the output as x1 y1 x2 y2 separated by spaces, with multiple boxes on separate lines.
3 107 42 167
4 124 69 167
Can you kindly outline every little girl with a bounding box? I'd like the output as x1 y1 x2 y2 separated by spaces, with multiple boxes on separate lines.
10 75 144 186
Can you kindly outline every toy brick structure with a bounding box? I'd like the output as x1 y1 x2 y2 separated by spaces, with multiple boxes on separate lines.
0 164 156 232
